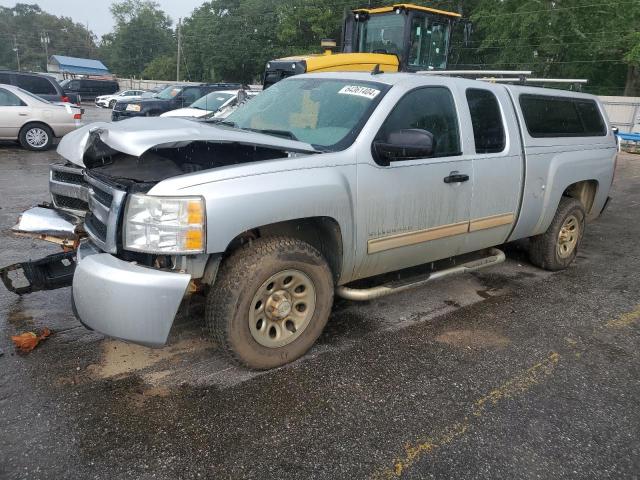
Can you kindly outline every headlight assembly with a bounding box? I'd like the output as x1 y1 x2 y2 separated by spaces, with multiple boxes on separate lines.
125 104 141 112
124 195 206 254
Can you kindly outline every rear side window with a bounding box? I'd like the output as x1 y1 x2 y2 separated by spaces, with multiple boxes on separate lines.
0 88 24 106
16 75 56 95
376 86 461 159
520 94 606 137
466 89 506 153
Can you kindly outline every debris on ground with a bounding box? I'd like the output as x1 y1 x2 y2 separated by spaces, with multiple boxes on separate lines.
11 327 51 353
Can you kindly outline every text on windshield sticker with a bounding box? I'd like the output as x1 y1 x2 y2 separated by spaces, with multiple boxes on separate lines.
338 85 381 99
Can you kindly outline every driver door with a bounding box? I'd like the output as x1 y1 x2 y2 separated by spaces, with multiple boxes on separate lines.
354 86 473 280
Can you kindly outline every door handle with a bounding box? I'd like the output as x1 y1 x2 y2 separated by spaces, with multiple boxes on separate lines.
444 171 469 184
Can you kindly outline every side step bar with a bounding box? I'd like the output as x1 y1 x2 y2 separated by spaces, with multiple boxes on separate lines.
336 248 506 301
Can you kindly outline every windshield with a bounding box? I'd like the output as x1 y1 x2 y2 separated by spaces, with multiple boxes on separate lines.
191 92 234 110
358 13 405 56
59 79 70 87
156 86 183 100
224 78 389 150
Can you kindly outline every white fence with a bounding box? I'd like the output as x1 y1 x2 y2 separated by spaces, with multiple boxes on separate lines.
599 96 640 133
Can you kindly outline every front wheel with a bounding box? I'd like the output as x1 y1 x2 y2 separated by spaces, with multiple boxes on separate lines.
19 124 53 151
529 197 586 271
109 100 117 109
206 237 334 369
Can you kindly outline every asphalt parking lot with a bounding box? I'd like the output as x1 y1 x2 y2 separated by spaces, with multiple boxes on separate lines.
0 119 638 479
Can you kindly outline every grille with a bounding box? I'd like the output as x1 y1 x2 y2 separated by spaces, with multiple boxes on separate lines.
52 194 89 211
51 169 85 185
84 213 107 242
49 163 126 253
113 102 126 111
84 173 127 253
91 186 113 206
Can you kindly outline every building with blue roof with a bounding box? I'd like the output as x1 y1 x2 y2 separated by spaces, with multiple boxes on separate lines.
47 55 111 76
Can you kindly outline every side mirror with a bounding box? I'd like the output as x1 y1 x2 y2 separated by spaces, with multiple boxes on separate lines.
373 129 435 166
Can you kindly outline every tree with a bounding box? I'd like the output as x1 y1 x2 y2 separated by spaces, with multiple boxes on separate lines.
100 0 175 78
467 0 639 95
142 54 176 80
0 3 97 72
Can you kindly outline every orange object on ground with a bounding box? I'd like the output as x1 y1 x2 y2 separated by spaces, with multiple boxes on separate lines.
11 327 51 353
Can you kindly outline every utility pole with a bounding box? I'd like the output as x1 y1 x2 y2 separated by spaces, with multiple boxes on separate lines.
176 17 181 82
13 35 20 71
41 31 50 70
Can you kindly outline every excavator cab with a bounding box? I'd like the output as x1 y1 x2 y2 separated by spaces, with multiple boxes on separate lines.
264 3 461 88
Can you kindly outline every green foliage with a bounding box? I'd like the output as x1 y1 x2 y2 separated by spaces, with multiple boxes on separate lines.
0 3 97 72
4 0 639 94
467 0 639 95
141 54 176 80
100 0 175 78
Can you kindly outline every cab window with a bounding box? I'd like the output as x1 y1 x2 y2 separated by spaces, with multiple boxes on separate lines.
466 89 506 153
408 17 449 70
375 86 460 163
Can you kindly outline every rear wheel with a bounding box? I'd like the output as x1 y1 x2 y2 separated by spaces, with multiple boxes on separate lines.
206 236 334 369
529 197 585 271
19 124 53 151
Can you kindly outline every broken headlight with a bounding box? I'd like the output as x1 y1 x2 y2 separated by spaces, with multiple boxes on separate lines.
124 195 206 254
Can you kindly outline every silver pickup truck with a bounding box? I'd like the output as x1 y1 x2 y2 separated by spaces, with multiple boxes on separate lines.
1 72 617 369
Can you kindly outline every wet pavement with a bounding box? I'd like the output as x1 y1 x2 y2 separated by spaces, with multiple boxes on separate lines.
0 134 638 479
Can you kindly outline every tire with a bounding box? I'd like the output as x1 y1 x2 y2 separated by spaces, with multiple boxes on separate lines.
529 197 586 271
19 123 53 151
109 100 117 109
206 236 334 369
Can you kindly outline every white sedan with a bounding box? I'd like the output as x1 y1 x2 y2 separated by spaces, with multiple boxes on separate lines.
0 83 82 150
95 89 146 109
160 89 258 119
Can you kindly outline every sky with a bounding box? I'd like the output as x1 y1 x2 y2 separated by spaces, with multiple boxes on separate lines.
0 0 206 37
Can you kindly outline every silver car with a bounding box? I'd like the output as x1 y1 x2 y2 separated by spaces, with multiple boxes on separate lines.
0 83 82 150
95 89 146 109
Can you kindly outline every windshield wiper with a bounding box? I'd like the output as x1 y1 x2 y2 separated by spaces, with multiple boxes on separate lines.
245 128 298 141
208 119 238 127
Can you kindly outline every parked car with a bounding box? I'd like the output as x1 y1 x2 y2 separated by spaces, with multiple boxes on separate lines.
160 89 259 119
0 72 616 369
95 89 146 109
0 83 82 150
0 70 80 104
60 78 119 101
141 84 170 98
111 83 242 121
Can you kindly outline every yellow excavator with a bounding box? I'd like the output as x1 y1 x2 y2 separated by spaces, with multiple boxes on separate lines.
263 3 462 88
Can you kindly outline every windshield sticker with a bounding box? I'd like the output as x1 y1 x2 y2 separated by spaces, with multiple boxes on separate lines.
338 85 381 99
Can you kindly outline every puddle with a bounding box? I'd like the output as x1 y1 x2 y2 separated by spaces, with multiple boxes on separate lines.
88 337 213 380
435 329 511 349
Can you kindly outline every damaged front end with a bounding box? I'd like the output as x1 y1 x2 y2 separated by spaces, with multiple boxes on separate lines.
0 205 84 295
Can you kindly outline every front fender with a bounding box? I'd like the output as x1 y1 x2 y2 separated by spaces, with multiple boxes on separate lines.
161 164 357 281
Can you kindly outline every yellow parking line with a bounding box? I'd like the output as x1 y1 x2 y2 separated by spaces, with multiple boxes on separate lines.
605 304 640 329
371 352 560 479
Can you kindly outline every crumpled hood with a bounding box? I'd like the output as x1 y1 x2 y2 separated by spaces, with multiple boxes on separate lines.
56 117 318 167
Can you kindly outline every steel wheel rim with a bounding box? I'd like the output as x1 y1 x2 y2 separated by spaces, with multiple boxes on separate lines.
25 128 48 148
249 269 316 348
557 214 580 258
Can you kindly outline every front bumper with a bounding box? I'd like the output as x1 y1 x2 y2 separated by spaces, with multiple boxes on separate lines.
72 241 191 346
111 110 142 121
